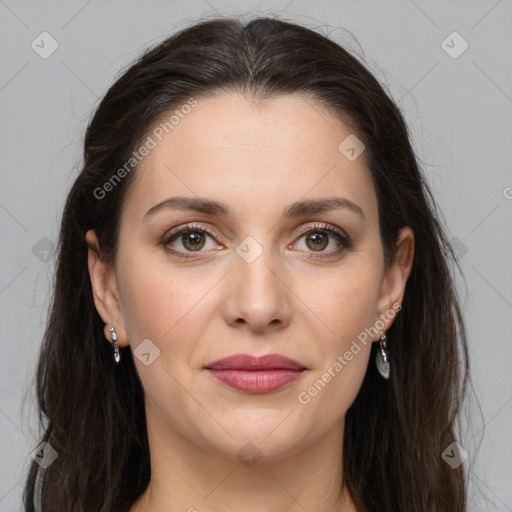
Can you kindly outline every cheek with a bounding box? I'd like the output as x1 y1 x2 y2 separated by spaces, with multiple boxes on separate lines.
297 276 376 418
300 343 372 428
116 249 219 362
117 245 180 334
293 264 378 409
303 262 380 341
117 270 175 342
115 256 211 408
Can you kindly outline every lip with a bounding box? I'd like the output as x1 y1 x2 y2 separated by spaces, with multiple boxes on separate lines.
206 369 305 393
204 354 307 394
204 353 306 371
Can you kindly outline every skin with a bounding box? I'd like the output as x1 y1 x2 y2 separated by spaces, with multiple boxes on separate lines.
86 91 414 512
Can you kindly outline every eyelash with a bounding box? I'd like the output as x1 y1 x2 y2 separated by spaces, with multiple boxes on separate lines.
161 222 352 260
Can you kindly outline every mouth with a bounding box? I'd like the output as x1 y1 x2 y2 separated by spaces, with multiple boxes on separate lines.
204 353 307 371
203 353 307 394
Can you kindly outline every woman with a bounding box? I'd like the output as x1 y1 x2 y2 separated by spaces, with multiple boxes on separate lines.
24 15 469 512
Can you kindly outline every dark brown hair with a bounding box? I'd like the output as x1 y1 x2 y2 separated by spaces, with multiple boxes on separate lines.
24 15 470 512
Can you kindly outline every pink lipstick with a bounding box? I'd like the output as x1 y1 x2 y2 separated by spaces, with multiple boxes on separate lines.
204 354 307 394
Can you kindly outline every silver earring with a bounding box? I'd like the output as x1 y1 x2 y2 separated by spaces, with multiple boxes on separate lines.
375 330 390 379
109 326 121 364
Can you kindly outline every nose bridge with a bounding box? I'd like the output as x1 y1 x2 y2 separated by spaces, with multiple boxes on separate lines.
235 235 283 300
223 234 292 330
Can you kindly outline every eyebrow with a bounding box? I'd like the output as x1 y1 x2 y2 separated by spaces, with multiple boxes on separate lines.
143 196 367 224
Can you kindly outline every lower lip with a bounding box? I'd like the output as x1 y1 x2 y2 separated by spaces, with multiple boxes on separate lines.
206 369 305 393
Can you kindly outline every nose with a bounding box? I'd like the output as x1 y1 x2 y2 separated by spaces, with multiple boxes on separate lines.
221 247 292 334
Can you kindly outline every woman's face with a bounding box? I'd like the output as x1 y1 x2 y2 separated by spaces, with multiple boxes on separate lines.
87 92 413 461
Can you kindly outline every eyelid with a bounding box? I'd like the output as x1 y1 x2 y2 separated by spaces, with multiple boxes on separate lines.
294 222 350 242
163 222 220 242
289 222 352 258
161 221 352 257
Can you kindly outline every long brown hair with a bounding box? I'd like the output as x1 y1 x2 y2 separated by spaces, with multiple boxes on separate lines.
24 15 470 512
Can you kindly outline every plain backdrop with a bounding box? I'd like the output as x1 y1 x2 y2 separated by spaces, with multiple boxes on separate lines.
0 0 511 510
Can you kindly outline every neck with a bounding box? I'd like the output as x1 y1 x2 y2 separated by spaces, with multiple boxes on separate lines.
130 402 358 512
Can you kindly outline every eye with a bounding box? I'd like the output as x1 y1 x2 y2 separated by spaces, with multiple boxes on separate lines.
291 223 352 258
161 222 352 260
162 223 221 259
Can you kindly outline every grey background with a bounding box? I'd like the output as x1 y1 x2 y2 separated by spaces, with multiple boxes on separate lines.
1 0 511 510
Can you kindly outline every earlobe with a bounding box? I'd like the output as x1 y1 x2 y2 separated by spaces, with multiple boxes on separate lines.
85 229 128 347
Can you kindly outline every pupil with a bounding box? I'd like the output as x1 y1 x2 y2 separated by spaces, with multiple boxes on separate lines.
184 232 204 250
309 232 327 251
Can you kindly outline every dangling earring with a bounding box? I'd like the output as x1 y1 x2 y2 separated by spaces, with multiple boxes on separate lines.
109 326 121 364
375 330 390 379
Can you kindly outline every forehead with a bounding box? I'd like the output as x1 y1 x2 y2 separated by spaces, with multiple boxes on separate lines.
121 92 378 226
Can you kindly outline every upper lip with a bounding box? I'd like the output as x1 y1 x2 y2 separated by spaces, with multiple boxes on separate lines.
204 354 307 371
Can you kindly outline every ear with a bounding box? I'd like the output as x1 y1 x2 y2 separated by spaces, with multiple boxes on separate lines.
85 229 129 347
374 226 415 337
